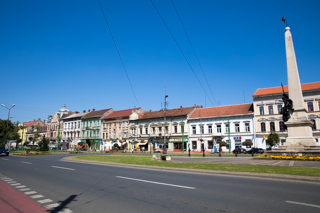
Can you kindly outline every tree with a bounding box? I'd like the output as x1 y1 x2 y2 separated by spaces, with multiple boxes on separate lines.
0 119 20 146
216 140 227 146
38 135 49 152
31 126 41 145
266 131 280 149
242 140 253 146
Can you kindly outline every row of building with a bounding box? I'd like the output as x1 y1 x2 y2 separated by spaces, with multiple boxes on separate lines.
18 81 320 152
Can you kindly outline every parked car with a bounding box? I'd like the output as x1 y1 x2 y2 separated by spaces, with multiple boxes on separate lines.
232 147 247 154
247 148 264 154
0 146 9 156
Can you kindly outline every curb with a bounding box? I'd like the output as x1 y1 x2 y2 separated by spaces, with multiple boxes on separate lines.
62 156 320 183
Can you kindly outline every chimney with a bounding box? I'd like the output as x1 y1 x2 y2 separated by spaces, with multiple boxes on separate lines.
38 118 41 120
34 119 35 121
149 110 151 112
194 104 196 107
93 109 95 111
180 106 182 108
88 109 91 112
83 110 86 113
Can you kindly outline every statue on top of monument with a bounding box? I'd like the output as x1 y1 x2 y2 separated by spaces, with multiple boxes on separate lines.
280 83 293 122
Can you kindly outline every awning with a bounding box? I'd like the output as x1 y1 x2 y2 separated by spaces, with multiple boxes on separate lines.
138 142 148 145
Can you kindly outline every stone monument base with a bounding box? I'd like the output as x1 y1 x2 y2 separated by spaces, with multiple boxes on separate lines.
266 145 320 157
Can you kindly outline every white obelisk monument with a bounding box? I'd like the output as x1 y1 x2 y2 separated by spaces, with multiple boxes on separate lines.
283 26 317 148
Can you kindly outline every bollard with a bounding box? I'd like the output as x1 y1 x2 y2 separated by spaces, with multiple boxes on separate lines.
219 152 221 157
252 152 254 157
235 152 238 157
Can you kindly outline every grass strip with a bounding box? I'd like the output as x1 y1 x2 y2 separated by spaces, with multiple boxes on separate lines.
73 155 320 177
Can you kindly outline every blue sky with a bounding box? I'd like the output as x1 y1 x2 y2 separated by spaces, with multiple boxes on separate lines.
1 0 320 123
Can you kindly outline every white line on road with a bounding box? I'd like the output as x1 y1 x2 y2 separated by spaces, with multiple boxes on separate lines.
10 183 21 186
30 194 44 199
38 199 53 204
1 158 9 160
46 203 60 209
116 176 196 189
289 161 295 166
24 191 37 195
19 188 30 191
15 185 26 188
51 166 75 171
272 161 284 165
286 200 320 209
21 161 33 164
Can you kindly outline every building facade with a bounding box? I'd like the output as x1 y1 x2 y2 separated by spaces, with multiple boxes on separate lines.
252 82 320 148
101 108 145 151
128 105 198 152
188 103 255 152
81 108 113 150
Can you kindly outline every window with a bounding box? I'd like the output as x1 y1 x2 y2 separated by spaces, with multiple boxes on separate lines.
165 126 168 134
152 127 155 134
259 106 264 115
279 121 286 132
158 127 162 134
140 128 142 135
270 122 275 131
235 123 240 132
308 102 314 111
311 119 317 130
318 101 320 111
225 123 229 133
192 126 196 134
217 124 221 133
174 126 177 133
208 125 212 134
200 125 204 134
145 128 148 134
192 141 197 149
277 105 282 114
245 123 250 132
268 105 274 115
261 122 266 132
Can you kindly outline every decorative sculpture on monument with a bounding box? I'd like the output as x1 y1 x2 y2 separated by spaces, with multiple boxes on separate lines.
280 83 293 122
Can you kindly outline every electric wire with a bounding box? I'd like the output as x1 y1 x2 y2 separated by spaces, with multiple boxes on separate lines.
97 0 140 107
150 0 214 106
170 0 218 106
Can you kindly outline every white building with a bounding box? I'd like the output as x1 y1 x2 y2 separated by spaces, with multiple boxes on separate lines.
188 103 255 152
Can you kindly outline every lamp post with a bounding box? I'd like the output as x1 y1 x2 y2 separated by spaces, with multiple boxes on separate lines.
1 104 15 147
163 95 168 155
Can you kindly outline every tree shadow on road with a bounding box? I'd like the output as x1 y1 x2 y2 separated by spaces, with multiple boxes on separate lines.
48 194 77 213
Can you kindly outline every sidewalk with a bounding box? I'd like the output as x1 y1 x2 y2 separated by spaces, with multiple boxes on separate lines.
0 179 48 213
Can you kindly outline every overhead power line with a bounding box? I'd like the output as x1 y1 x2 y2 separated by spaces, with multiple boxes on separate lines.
97 0 140 107
170 0 218 106
150 0 214 106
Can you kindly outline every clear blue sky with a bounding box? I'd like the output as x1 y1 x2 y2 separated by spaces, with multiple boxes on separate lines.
1 0 319 123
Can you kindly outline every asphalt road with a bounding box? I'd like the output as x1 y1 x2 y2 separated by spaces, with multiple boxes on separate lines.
1 154 320 213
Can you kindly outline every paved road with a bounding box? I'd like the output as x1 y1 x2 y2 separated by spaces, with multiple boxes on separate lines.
1 154 320 213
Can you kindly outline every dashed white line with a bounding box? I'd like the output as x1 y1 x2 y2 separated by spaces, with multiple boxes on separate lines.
30 194 44 199
19 188 31 191
15 185 26 188
10 183 21 186
38 199 53 204
21 161 33 164
24 191 37 195
116 176 196 189
51 166 75 171
286 200 320 209
46 203 60 209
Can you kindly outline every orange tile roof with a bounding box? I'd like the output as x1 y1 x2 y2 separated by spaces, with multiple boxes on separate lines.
138 106 196 120
82 108 113 119
189 103 253 119
24 121 36 127
102 108 141 120
252 82 320 97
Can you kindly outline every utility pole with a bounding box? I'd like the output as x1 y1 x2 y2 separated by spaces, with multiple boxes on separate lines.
56 114 61 151
163 94 168 154
228 117 231 153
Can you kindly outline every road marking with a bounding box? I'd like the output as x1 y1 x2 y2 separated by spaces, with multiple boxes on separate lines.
30 194 44 199
7 181 17 183
289 161 295 166
10 183 21 186
286 200 320 209
21 161 33 164
272 161 283 165
15 185 26 188
46 203 60 209
116 176 196 189
3 178 13 181
24 191 37 195
19 188 31 191
51 166 75 171
1 158 9 160
38 199 53 204
58 209 73 213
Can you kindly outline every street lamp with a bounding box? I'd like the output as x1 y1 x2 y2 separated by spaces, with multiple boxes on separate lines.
1 104 15 147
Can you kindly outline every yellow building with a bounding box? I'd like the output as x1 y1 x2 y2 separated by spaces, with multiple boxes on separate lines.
252 82 320 149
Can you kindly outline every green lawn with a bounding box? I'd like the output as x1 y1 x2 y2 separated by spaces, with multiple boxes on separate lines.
72 155 320 177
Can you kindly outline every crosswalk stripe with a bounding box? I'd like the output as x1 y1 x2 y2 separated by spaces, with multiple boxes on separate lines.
24 191 37 195
30 194 44 199
38 199 53 204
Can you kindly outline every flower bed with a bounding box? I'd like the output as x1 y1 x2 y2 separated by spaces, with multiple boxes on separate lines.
259 154 320 161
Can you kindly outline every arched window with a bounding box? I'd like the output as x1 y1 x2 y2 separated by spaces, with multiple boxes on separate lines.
270 122 275 131
311 119 317 130
261 122 266 132
307 102 314 111
279 121 286 132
